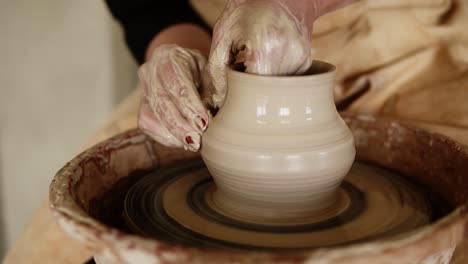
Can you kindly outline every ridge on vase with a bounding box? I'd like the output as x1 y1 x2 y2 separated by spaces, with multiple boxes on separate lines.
200 60 356 222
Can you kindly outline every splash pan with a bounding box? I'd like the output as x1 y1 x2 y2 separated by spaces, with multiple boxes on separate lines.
49 113 468 263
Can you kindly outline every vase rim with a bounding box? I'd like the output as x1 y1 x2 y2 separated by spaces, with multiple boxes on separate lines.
227 60 336 81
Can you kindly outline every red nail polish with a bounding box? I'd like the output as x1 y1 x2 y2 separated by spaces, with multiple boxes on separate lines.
185 136 194 144
201 118 207 128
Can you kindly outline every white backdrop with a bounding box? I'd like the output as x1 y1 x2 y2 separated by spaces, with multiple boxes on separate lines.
0 0 137 256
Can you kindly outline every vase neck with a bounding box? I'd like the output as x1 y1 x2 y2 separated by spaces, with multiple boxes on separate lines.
216 62 338 129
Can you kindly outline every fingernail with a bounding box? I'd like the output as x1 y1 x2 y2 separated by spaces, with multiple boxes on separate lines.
185 136 194 144
194 116 208 132
199 117 207 131
201 118 207 127
184 132 201 152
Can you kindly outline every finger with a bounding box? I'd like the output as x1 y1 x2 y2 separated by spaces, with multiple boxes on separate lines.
206 37 234 108
163 48 210 132
234 40 261 73
146 83 201 152
243 40 312 76
137 98 183 148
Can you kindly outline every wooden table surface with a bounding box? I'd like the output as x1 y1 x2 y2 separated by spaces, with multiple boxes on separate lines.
3 89 468 263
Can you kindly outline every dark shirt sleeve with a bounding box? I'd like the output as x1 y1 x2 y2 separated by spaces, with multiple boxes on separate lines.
105 0 210 64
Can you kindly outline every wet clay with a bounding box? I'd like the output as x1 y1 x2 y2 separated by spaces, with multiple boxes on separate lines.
201 61 355 222
124 160 433 250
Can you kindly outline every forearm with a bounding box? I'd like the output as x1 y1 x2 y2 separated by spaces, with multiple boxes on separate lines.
105 0 210 64
313 0 359 15
145 23 212 61
272 0 360 28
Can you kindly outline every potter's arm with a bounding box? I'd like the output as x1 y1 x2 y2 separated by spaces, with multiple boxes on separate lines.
105 0 211 64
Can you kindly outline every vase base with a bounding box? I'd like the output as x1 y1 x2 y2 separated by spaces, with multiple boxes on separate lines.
210 184 352 226
124 159 433 250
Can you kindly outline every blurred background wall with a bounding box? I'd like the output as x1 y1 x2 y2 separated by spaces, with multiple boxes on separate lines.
0 0 137 256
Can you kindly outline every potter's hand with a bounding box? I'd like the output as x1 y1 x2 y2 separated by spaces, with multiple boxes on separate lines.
206 0 356 108
137 44 210 152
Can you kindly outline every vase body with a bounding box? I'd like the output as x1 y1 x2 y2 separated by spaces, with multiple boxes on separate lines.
200 61 355 222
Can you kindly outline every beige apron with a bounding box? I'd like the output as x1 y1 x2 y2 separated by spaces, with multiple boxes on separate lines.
190 0 468 143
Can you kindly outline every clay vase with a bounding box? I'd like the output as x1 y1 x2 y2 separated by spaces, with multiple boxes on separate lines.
200 61 356 222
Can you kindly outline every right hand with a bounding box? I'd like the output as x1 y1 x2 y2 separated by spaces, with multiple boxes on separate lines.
205 0 315 108
137 44 210 152
205 0 358 108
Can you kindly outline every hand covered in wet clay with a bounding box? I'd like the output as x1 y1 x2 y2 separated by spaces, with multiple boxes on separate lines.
137 44 210 152
206 0 357 107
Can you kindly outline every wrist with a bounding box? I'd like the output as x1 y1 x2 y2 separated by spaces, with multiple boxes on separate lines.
272 0 358 27
145 23 211 61
264 0 317 38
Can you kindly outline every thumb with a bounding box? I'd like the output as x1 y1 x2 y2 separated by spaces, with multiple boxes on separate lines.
206 37 234 109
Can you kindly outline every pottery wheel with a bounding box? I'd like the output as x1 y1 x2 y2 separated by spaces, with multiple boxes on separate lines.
124 160 432 250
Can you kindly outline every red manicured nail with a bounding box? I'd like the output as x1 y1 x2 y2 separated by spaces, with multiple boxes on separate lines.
185 136 194 144
195 117 207 131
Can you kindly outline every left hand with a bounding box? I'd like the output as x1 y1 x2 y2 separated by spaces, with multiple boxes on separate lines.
137 44 210 152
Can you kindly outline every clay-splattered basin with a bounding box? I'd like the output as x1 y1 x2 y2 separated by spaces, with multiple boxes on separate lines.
49 113 468 264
